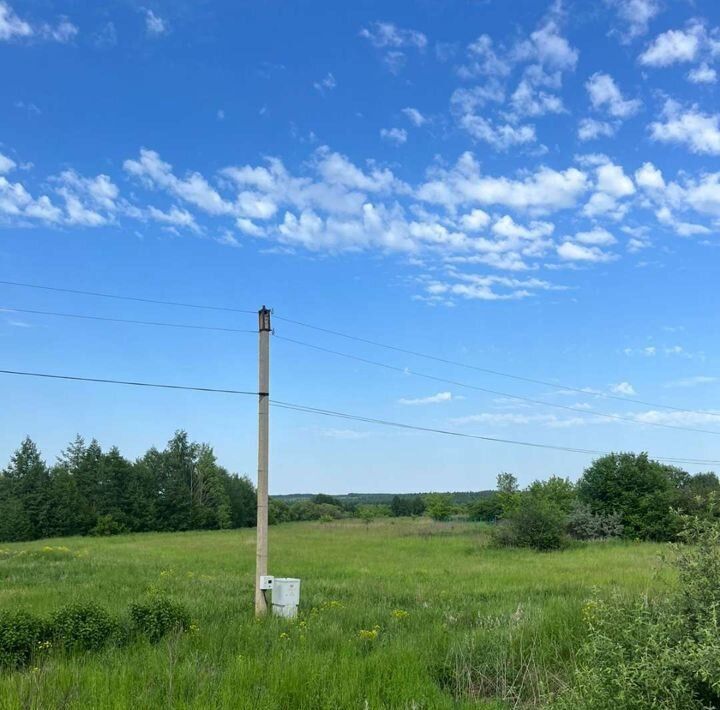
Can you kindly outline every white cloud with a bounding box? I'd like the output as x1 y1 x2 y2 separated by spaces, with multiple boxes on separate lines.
402 107 427 126
0 2 31 40
610 381 636 395
634 161 665 190
144 9 167 36
458 34 511 79
418 153 589 212
459 209 490 232
398 391 453 405
313 73 336 94
0 152 16 174
578 118 616 141
380 127 407 145
359 21 427 50
639 21 704 66
596 162 636 197
573 228 617 246
360 21 426 73
607 0 661 42
124 149 233 215
649 100 720 155
424 272 563 303
688 63 717 84
147 205 199 231
492 215 554 240
0 2 76 43
513 20 578 71
586 72 641 118
0 176 62 223
557 241 615 262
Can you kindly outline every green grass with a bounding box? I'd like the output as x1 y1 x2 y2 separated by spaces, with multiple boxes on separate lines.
0 519 671 709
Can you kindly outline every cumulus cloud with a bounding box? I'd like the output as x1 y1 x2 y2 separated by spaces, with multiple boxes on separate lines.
557 241 615 262
649 100 720 155
380 127 407 145
688 63 717 84
606 0 662 42
610 381 636 395
401 107 427 126
639 21 704 66
578 118 617 141
0 1 77 43
418 153 589 213
0 152 16 174
360 21 426 73
586 72 641 118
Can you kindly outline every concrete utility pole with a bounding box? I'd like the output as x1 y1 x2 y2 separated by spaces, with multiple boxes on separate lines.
255 306 271 616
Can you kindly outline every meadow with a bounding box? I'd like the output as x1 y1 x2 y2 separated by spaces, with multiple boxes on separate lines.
0 518 669 709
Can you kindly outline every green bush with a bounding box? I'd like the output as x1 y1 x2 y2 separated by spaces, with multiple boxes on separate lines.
129 596 190 643
51 602 120 652
566 503 623 540
0 610 47 669
492 495 567 551
554 516 720 708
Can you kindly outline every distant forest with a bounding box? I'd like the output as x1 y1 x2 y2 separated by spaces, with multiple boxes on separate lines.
0 433 498 543
0 432 256 542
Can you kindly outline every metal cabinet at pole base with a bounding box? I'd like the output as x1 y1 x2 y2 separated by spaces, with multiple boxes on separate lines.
271 577 301 618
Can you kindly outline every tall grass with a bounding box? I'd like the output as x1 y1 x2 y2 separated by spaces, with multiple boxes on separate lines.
0 518 669 708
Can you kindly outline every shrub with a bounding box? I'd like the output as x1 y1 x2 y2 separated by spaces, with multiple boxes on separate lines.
425 494 454 521
129 596 190 643
554 516 720 709
0 610 47 668
493 495 567 551
51 602 120 652
577 453 681 541
467 493 503 522
566 503 623 541
90 514 127 536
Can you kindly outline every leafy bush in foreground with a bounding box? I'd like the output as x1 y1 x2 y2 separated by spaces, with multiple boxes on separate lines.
0 610 47 669
554 515 720 709
129 596 191 643
0 595 192 670
51 602 120 652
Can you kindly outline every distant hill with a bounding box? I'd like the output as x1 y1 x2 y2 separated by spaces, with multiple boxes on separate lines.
272 491 494 506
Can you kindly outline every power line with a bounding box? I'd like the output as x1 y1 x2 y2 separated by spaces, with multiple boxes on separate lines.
270 400 720 466
2 278 715 419
0 280 256 315
273 314 720 419
1 306 256 334
1 366 718 466
273 334 720 437
0 369 258 396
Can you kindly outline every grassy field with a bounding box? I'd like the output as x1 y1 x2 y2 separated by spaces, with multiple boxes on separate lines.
0 518 670 709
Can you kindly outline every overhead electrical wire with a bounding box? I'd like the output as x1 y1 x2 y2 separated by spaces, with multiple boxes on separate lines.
0 306 256 334
269 400 720 467
1 278 716 419
0 369 258 396
0 367 717 466
272 314 720 419
0 280 256 314
273 334 720 437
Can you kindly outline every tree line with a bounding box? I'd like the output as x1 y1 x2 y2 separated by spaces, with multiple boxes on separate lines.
467 453 720 550
0 432 256 542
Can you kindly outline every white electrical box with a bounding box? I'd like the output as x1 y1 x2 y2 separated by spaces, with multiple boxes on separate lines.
271 577 301 618
260 575 274 591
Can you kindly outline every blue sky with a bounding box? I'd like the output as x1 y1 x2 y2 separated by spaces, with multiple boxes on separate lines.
2 0 720 493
